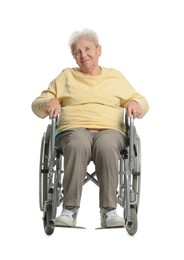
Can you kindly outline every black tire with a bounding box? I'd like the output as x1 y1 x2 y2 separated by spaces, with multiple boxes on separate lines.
125 207 138 236
43 202 55 235
135 136 141 211
39 125 51 211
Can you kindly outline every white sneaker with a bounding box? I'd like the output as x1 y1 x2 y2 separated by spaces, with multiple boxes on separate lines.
101 208 125 228
55 208 78 227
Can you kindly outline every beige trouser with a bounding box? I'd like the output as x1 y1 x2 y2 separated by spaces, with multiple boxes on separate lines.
56 128 127 209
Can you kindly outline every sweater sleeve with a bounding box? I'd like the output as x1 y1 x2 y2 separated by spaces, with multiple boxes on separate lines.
31 69 67 118
115 70 149 118
31 79 57 118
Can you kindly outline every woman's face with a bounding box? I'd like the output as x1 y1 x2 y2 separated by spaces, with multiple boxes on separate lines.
73 38 101 72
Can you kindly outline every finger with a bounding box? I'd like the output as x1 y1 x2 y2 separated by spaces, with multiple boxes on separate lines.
127 110 133 118
49 112 53 119
48 108 55 119
47 105 60 118
132 110 137 117
53 107 61 118
53 107 60 117
127 107 133 118
134 110 141 118
53 110 58 118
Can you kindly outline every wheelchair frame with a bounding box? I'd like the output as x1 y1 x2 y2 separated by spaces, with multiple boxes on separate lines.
39 115 141 235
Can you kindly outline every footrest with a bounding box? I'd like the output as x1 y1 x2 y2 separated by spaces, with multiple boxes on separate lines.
55 224 86 229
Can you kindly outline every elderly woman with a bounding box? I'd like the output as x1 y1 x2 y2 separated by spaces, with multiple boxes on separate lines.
32 29 149 228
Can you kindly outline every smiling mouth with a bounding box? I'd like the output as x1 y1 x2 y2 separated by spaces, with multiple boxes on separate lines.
81 59 90 63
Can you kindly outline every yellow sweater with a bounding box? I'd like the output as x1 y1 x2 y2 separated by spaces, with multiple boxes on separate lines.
32 67 149 135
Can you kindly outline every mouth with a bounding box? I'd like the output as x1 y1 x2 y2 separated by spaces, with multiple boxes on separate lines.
81 59 90 64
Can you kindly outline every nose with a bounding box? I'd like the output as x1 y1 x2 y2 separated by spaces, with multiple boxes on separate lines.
81 49 87 58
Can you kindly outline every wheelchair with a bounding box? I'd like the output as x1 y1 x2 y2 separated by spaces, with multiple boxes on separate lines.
39 115 141 236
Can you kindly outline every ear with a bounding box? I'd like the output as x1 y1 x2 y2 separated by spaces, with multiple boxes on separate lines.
97 45 102 56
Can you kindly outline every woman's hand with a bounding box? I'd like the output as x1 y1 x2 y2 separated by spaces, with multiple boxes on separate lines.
45 98 61 118
126 100 141 118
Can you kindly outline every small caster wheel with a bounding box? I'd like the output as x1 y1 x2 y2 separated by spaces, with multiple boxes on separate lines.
43 202 55 235
125 207 138 236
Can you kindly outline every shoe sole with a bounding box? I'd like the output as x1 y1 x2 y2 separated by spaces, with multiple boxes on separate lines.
101 220 125 228
55 219 77 227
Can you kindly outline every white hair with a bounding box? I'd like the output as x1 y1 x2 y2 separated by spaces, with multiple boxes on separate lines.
68 29 100 55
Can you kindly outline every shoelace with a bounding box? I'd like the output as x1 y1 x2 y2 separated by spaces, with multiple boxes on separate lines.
106 209 118 218
62 209 74 217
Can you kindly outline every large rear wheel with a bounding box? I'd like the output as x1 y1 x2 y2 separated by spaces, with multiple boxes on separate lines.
39 125 51 211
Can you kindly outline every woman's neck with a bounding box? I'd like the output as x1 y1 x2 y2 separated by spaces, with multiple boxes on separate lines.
80 66 102 76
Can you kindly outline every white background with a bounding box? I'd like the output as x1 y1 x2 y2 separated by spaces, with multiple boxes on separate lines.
1 0 184 259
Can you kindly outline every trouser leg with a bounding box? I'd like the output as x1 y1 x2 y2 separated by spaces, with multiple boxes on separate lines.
92 130 127 209
56 128 92 207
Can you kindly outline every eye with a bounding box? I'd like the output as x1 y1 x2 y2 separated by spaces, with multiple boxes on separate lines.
85 47 91 52
74 50 81 57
